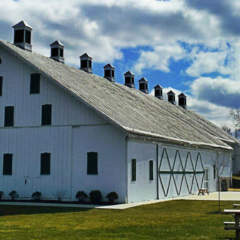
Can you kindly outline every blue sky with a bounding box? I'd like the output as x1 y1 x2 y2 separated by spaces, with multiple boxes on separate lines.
0 0 240 128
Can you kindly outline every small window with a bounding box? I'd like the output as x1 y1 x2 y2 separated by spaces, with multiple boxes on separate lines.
41 153 51 175
125 77 131 84
179 98 185 105
155 89 161 96
51 48 58 57
0 57 2 64
105 70 111 77
131 159 136 181
149 160 154 180
14 30 24 43
3 153 12 175
25 30 31 44
41 104 52 125
60 49 64 57
0 76 2 96
87 152 98 175
30 73 40 94
112 70 115 78
4 106 14 127
140 83 145 90
81 60 88 68
213 164 216 179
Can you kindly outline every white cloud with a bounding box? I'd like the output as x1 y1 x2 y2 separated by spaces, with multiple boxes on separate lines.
1 0 240 128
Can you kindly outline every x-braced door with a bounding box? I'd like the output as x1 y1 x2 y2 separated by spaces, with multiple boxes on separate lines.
158 148 205 197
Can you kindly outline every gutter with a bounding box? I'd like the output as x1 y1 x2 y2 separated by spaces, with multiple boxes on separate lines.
125 127 233 151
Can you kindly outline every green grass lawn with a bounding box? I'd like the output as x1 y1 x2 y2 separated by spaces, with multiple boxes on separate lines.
0 200 238 240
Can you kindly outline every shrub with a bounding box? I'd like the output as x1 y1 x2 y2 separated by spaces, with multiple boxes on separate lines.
106 192 118 203
89 190 102 204
0 191 3 200
32 191 42 201
75 191 88 202
9 190 19 200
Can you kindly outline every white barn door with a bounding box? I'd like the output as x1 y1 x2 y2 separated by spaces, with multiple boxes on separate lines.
158 147 205 198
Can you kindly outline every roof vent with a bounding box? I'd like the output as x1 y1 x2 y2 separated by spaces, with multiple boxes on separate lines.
178 93 187 109
50 40 64 63
124 71 135 88
154 84 163 99
167 90 175 104
80 53 92 73
12 20 32 51
104 64 115 82
139 78 148 94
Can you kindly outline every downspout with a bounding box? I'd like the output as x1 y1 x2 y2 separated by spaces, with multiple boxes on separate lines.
156 144 159 200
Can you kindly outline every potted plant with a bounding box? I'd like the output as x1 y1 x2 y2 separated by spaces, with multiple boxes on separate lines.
89 190 102 204
32 191 42 201
106 192 118 204
75 191 88 203
9 190 19 200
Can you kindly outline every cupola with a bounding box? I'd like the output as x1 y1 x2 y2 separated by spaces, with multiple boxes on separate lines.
80 53 92 73
50 40 64 63
154 84 163 99
12 20 32 51
139 78 148 94
178 93 187 109
124 71 135 88
104 64 115 82
167 90 175 104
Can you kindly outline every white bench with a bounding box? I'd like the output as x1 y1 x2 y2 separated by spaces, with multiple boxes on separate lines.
224 222 240 230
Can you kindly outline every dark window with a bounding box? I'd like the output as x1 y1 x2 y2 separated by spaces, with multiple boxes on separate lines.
105 70 111 77
155 89 162 96
89 61 92 68
25 30 31 44
131 159 136 181
30 73 40 94
87 152 98 175
213 164 216 179
179 98 185 105
41 153 51 175
149 160 154 180
0 57 2 64
125 77 131 84
169 95 175 103
140 83 145 90
0 76 2 96
14 30 24 43
4 106 14 127
51 48 58 57
60 48 64 57
112 70 115 78
81 60 88 68
3 154 12 175
41 104 52 125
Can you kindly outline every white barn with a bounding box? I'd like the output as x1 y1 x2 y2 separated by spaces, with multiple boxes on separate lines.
0 21 239 203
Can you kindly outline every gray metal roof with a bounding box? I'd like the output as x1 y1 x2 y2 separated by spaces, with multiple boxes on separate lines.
0 40 236 150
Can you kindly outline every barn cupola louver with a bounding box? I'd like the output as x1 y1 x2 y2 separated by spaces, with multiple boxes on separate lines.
50 40 64 63
154 84 163 99
167 90 175 104
124 71 135 88
12 20 32 51
178 93 187 109
139 78 148 94
104 64 115 82
80 53 92 73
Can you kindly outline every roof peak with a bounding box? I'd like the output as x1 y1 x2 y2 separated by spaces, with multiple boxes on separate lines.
50 40 64 47
12 20 32 30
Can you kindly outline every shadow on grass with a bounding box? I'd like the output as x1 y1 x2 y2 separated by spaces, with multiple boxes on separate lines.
0 205 90 216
